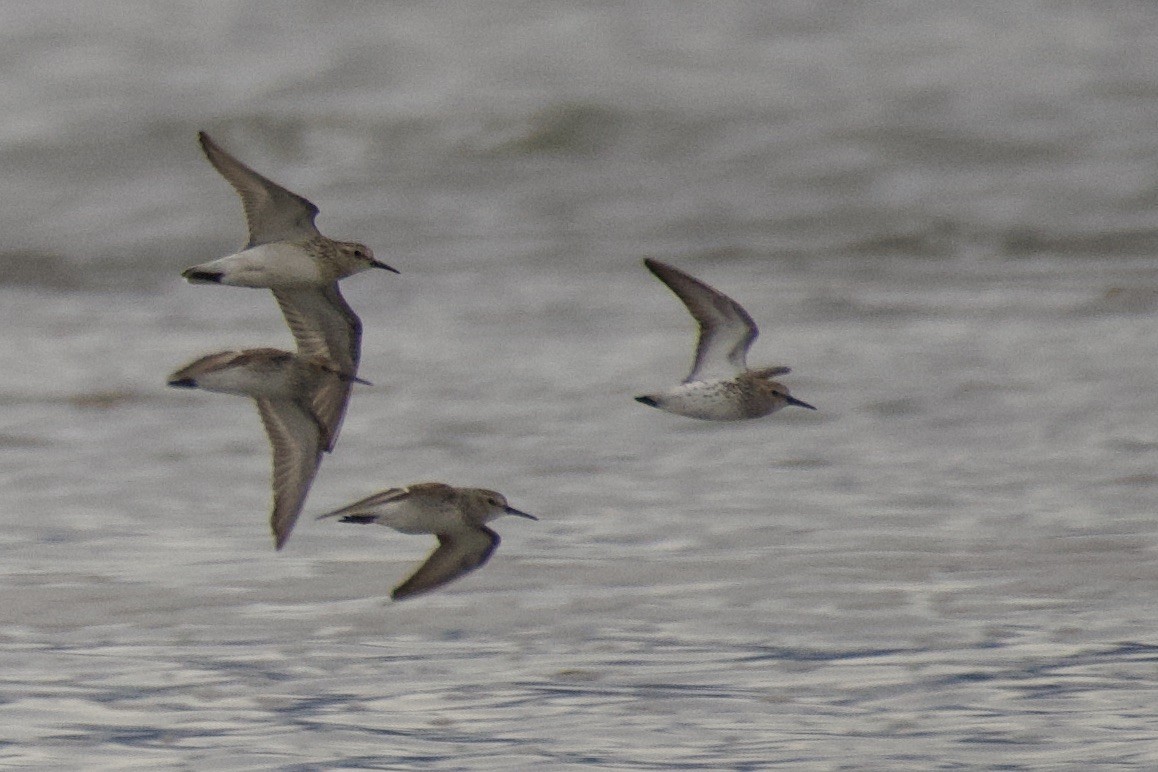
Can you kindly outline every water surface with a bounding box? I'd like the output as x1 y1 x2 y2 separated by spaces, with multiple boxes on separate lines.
3 2 1158 768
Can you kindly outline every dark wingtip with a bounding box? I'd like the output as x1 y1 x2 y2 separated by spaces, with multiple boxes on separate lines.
167 378 196 388
642 256 677 278
635 395 659 407
197 131 216 156
182 268 223 284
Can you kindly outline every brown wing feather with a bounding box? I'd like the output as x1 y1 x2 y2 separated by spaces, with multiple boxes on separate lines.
168 349 252 381
316 486 413 521
199 131 321 247
272 285 362 452
316 484 457 522
644 258 758 381
254 398 324 550
391 527 500 600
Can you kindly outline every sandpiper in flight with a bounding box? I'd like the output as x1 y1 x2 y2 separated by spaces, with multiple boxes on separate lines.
168 348 366 549
182 131 398 450
317 482 537 600
635 257 816 420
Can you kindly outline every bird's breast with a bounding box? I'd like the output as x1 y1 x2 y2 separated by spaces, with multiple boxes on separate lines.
654 380 749 420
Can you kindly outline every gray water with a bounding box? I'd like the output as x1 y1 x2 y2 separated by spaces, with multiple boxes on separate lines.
4 2 1158 768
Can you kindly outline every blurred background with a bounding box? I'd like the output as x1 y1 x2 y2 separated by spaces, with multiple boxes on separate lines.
3 2 1158 768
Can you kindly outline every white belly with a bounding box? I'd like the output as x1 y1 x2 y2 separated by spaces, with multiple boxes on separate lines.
657 381 748 421
198 243 325 288
378 500 460 535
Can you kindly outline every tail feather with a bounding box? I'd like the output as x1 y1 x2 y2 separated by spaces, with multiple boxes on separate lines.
338 514 377 524
181 268 224 284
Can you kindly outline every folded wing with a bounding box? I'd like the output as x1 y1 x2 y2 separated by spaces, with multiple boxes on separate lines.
316 486 413 521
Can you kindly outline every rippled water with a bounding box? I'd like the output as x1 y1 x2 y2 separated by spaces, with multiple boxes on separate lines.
4 2 1158 768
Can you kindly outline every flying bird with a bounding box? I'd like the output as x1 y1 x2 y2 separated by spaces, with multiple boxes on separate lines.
168 348 365 549
182 131 398 450
635 257 815 420
318 482 537 600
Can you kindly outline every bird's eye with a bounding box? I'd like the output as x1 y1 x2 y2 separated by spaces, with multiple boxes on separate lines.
353 249 364 258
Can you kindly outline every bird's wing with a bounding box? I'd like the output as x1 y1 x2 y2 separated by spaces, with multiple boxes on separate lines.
644 258 759 382
316 486 413 521
199 131 321 247
254 398 324 550
272 285 362 452
167 349 251 383
392 527 500 600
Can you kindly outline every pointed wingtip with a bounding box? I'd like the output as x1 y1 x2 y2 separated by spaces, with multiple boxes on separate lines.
642 257 668 277
273 518 293 551
390 580 442 601
391 581 426 601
